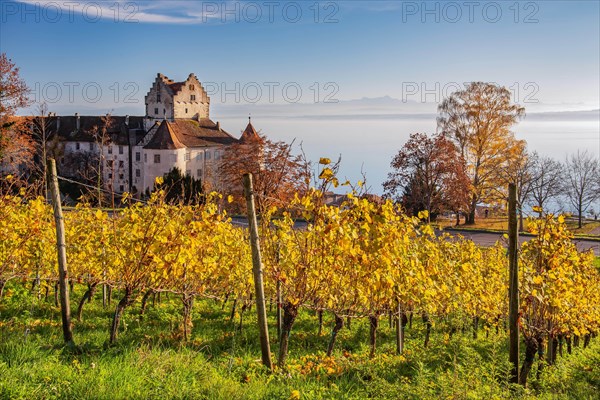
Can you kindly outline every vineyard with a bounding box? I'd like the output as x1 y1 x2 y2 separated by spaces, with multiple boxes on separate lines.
1 175 600 399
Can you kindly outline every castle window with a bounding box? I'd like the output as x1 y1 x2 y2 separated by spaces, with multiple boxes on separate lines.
163 109 166 116
190 95 196 101
197 169 202 177
75 142 80 150
154 108 159 115
184 152 190 161
108 173 112 179
108 146 113 155
119 185 124 192
135 152 141 162
119 160 124 168
189 84 194 90
205 151 211 160
119 145 123 155
154 154 160 164
119 173 124 180
144 153 147 163
196 152 203 161
185 108 188 114
135 169 141 178
157 93 161 102
107 160 114 168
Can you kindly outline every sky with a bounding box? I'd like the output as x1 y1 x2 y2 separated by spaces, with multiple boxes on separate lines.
1 0 599 192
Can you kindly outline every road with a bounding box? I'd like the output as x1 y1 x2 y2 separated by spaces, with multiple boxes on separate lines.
231 217 600 256
445 230 600 256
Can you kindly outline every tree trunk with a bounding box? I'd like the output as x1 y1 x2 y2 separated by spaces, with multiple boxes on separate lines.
574 335 580 347
409 311 413 329
44 283 49 302
466 195 477 225
519 336 538 386
536 336 545 381
109 287 133 344
139 289 154 320
107 285 112 305
473 316 479 339
578 206 583 229
519 212 524 232
276 282 282 341
182 294 194 342
54 282 59 307
558 335 564 358
396 307 407 355
455 212 460 226
423 313 432 348
239 303 247 333
221 293 229 310
317 309 323 336
326 313 344 357
0 280 5 300
76 283 98 322
69 280 74 294
278 302 299 368
229 298 238 322
566 336 572 354
583 334 591 348
369 315 379 358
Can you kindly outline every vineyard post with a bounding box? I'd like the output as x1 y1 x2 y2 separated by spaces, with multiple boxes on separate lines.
243 173 273 370
47 158 75 346
508 183 519 383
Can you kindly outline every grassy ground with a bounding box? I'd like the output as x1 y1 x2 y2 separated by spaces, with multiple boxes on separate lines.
1 283 598 399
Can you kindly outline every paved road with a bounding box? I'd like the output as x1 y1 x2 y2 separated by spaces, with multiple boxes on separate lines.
445 230 600 257
231 218 600 256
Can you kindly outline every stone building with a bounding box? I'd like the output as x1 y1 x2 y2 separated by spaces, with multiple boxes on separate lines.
24 73 248 196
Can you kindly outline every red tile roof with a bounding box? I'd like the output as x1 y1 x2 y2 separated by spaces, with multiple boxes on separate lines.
240 121 262 143
144 119 239 150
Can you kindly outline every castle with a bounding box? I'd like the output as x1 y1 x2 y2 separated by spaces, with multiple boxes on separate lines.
36 73 259 195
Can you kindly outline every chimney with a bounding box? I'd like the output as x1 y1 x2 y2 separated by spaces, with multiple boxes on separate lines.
56 116 61 131
125 115 130 126
216 121 220 131
75 113 80 130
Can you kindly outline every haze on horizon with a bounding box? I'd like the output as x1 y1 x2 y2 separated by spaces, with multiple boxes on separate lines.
1 0 598 192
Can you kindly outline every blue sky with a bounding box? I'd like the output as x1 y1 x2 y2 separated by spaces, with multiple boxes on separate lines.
1 0 599 191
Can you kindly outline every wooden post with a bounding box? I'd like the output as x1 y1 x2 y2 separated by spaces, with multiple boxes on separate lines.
508 183 519 383
47 159 74 346
396 300 403 355
243 173 273 370
276 279 282 342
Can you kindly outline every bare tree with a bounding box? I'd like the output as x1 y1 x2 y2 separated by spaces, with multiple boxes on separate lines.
563 151 599 228
496 143 534 231
527 152 564 215
30 103 54 200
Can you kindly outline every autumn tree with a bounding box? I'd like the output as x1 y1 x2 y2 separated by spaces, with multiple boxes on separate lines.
438 82 525 224
563 150 599 228
527 152 564 215
219 121 310 214
383 133 470 222
0 53 33 173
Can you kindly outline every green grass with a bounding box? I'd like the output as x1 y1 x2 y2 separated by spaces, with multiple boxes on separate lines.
0 282 598 399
